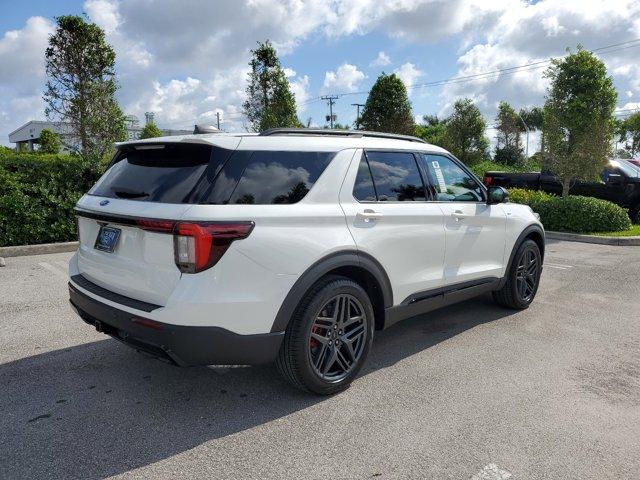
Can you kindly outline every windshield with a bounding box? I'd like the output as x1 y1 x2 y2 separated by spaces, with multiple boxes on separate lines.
611 159 640 178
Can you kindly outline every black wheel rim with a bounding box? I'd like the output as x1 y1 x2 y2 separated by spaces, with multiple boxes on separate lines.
308 294 367 382
516 248 539 302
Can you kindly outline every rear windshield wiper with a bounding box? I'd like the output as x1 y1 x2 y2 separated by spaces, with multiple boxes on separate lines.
113 188 150 199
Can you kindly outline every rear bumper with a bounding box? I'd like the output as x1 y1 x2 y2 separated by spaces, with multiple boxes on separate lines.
68 282 284 366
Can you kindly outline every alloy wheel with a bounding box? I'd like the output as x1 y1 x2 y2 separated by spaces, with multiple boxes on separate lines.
308 294 368 381
516 248 539 302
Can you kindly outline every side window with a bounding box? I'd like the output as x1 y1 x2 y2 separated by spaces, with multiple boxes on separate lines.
224 151 335 204
420 154 484 202
353 155 377 201
365 151 426 201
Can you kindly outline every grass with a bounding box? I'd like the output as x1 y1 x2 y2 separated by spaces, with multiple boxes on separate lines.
589 224 640 237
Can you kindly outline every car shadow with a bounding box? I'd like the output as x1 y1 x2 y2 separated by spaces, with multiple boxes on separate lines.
0 295 514 479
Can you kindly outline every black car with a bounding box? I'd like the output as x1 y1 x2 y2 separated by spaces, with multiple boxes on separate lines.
483 159 640 223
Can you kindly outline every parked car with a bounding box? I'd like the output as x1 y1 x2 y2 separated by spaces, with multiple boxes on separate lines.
483 159 640 223
68 128 544 394
626 158 640 168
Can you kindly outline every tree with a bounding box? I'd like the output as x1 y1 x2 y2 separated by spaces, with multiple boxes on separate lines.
619 112 640 157
442 98 489 165
519 106 544 160
359 73 414 135
494 101 524 165
139 122 163 139
44 16 126 167
415 115 446 146
543 47 617 197
243 40 301 132
38 128 61 154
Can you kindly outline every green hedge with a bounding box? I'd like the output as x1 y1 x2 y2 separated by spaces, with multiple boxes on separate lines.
0 152 103 246
468 159 540 179
508 188 631 233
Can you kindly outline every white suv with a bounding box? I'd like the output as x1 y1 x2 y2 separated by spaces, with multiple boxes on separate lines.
68 128 544 394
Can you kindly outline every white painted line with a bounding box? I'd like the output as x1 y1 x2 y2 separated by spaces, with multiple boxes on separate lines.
545 262 574 269
54 260 70 274
471 464 512 480
38 262 68 280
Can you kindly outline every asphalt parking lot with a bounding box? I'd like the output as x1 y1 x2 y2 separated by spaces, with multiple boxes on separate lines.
1 240 639 480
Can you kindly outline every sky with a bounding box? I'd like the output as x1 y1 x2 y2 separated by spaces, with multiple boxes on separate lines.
1 0 640 148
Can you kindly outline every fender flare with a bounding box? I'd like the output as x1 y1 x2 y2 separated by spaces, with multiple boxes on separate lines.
270 250 393 333
499 224 545 288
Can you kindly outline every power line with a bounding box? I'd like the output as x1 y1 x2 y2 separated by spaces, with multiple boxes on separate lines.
332 38 640 98
178 38 640 127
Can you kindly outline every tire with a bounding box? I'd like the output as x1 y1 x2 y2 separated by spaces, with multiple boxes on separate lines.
276 275 374 395
492 239 542 310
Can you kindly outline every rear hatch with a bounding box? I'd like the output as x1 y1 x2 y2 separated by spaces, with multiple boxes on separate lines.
75 140 237 306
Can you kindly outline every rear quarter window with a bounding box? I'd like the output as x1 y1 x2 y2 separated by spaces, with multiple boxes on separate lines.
225 151 335 204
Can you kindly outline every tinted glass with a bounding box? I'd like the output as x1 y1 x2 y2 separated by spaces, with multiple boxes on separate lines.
366 151 426 201
89 144 212 203
353 155 377 201
227 151 335 204
611 159 640 178
420 154 484 202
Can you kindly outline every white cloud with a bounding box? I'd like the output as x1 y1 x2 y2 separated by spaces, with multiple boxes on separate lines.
0 16 54 142
541 16 564 37
370 51 391 67
394 62 422 89
84 0 121 34
3 0 640 145
0 17 53 89
290 74 311 115
323 63 366 92
440 0 640 119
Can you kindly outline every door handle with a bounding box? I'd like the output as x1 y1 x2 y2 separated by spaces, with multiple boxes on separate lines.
451 210 467 221
357 209 382 223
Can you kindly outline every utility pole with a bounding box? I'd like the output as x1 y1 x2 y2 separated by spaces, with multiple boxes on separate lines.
351 103 365 129
321 95 339 128
216 112 221 130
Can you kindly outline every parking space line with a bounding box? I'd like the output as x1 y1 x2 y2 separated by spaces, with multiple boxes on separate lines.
545 262 574 270
38 262 68 280
54 260 69 273
471 464 512 480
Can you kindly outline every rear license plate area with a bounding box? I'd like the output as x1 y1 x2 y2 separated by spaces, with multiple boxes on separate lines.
94 225 121 253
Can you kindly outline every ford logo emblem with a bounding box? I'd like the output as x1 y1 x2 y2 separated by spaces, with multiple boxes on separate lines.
99 200 110 206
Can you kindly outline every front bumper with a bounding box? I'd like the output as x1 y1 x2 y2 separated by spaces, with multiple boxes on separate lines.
68 282 284 366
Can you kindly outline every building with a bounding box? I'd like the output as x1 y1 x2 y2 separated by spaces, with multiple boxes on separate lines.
7 114 192 152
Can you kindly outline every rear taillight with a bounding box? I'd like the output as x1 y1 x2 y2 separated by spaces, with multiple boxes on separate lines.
136 219 175 233
173 222 254 273
483 175 492 186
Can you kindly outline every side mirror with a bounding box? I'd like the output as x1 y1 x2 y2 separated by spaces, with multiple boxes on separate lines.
487 186 509 205
607 173 623 185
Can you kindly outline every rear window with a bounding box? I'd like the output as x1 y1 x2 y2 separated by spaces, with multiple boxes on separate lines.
89 145 335 205
89 144 214 203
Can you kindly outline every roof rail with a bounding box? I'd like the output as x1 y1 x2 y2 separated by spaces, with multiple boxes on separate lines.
259 128 426 144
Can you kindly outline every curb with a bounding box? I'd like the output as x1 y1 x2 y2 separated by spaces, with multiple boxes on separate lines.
546 231 640 246
0 241 79 258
